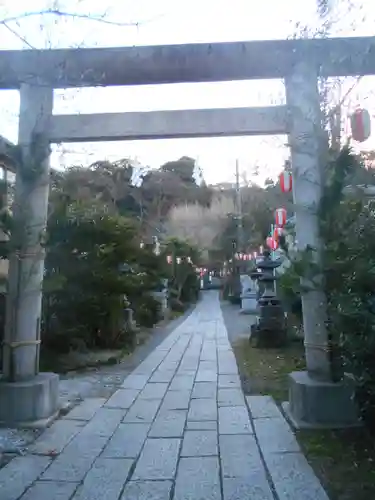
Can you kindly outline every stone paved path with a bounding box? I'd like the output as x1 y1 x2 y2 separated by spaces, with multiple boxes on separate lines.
0 292 329 500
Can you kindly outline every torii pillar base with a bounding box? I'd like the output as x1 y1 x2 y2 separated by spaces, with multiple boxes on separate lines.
0 372 59 428
282 371 360 429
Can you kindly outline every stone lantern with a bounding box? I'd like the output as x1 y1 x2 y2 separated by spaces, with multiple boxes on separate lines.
250 249 287 347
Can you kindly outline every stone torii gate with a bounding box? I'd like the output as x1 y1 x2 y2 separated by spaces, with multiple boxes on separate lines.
1 36 374 427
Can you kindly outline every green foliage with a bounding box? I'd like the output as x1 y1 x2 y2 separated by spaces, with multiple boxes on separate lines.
43 197 165 350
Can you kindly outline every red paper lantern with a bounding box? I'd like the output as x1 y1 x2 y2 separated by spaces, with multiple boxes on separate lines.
279 171 293 193
273 226 284 241
350 108 371 143
275 208 287 227
266 236 278 250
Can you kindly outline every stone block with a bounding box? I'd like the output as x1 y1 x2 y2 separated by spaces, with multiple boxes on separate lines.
174 457 221 500
0 455 51 500
101 423 150 458
20 481 77 500
181 430 218 457
192 382 217 399
81 408 126 437
30 420 83 455
188 398 217 421
219 406 252 434
218 374 241 388
0 373 59 427
264 452 329 500
123 399 161 423
149 409 187 438
169 375 195 391
64 398 106 421
160 390 191 410
104 389 139 409
121 374 149 390
223 477 274 500
287 371 360 428
218 388 245 407
132 438 180 480
254 417 300 454
138 383 168 400
195 370 217 382
120 481 173 500
148 370 175 383
246 395 283 419
186 420 217 431
219 434 263 477
41 434 110 481
72 458 133 500
198 361 217 372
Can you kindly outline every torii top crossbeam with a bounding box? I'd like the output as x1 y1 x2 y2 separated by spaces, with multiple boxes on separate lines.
0 36 375 89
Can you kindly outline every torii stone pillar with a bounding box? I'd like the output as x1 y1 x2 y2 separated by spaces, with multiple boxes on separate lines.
283 63 358 427
0 84 59 426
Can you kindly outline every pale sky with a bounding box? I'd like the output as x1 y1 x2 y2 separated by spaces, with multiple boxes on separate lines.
0 0 375 185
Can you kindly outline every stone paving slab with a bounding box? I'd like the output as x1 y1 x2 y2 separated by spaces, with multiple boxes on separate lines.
64 398 107 421
0 455 51 500
0 292 331 500
174 456 222 500
246 395 284 419
72 457 133 500
132 438 181 480
181 429 218 457
101 423 150 458
254 416 301 454
20 481 78 500
121 480 173 500
29 420 84 455
264 452 330 500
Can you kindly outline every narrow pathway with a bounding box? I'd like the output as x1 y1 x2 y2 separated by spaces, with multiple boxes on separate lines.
0 292 329 500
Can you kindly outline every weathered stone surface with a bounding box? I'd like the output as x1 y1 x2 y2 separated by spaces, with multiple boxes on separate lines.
181 430 218 457
71 458 133 500
220 434 263 477
29 420 83 454
121 374 149 390
264 452 330 500
20 481 78 500
104 389 139 409
120 481 173 500
0 456 51 500
149 410 187 438
132 438 180 480
254 417 300 454
218 406 252 434
218 388 245 407
195 370 217 382
101 423 150 458
148 370 175 383
218 374 241 388
246 395 283 419
138 383 168 400
186 420 217 431
64 398 107 421
222 477 274 500
192 382 217 399
123 399 161 423
174 457 221 500
169 374 195 391
81 408 126 437
188 398 217 421
161 390 191 410
41 434 109 482
198 361 217 372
